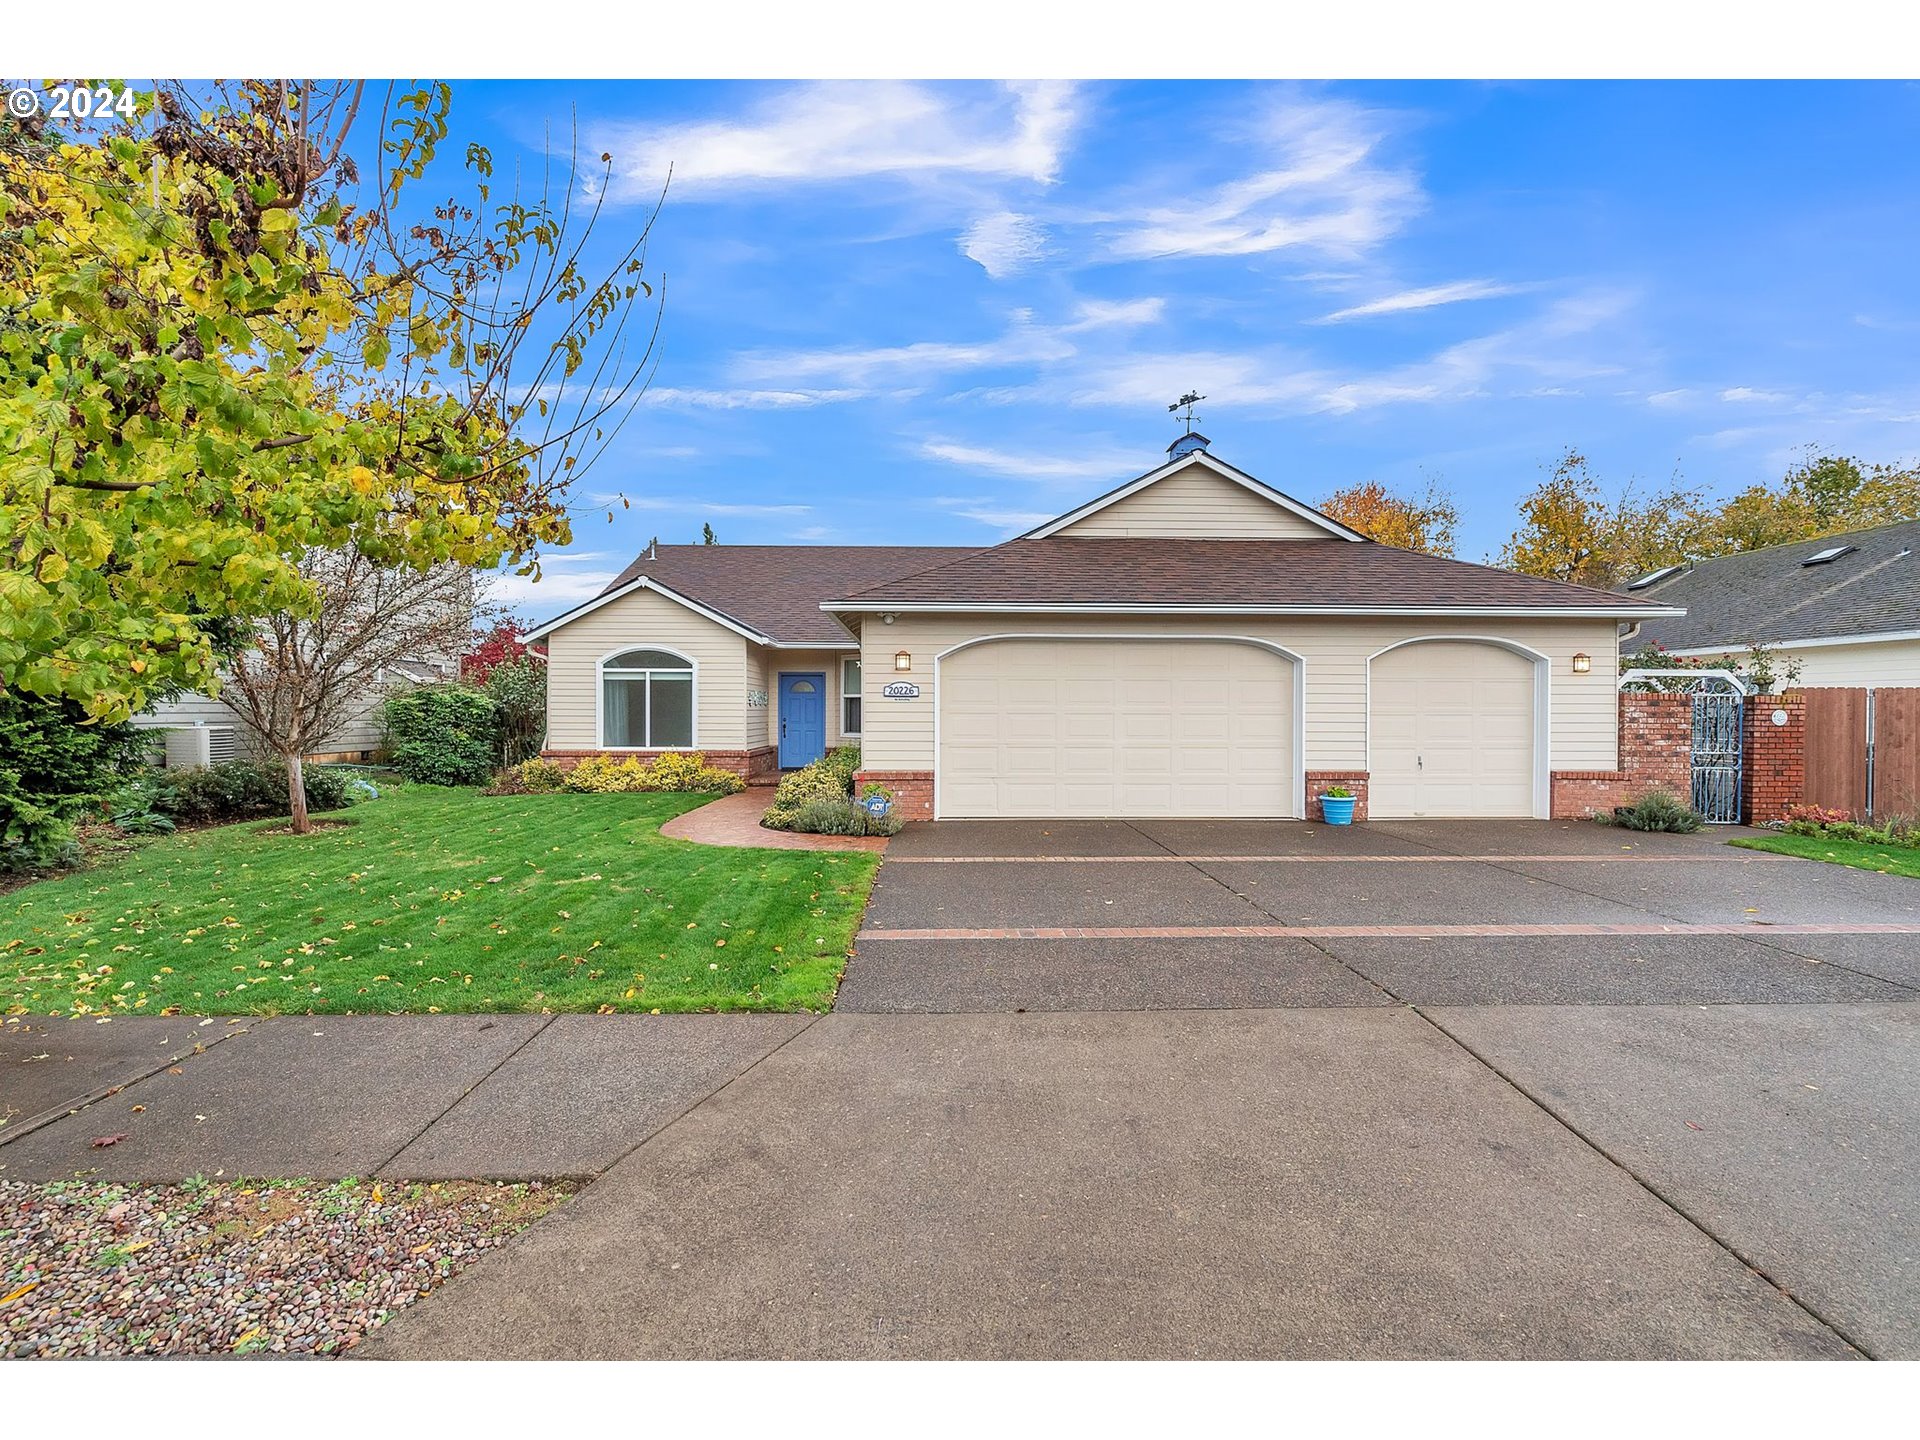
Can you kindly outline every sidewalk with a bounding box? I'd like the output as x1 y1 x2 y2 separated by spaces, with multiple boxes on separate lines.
1 1012 807 1183
659 790 889 852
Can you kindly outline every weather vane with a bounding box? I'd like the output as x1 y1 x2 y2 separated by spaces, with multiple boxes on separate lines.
1168 391 1205 435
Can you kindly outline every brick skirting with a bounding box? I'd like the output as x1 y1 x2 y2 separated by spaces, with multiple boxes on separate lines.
540 746 778 780
1551 691 1694 818
856 770 934 821
1305 771 1369 822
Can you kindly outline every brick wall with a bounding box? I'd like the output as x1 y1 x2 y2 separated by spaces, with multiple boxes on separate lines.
1742 691 1805 824
1550 692 1693 818
856 769 934 821
1305 771 1369 822
541 745 777 780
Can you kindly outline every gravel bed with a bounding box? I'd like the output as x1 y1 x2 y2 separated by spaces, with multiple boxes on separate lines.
1 1175 571 1357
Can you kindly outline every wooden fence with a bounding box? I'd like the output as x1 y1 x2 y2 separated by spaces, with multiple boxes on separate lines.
1800 687 1920 818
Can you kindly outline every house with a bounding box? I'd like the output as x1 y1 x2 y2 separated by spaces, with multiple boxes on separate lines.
526 437 1680 820
133 657 458 768
1618 519 1920 689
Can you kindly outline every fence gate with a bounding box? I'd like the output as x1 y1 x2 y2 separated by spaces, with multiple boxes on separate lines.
1690 692 1745 824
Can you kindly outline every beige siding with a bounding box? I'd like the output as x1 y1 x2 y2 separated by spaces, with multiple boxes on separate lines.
1057 465 1336 539
1670 637 1920 689
861 615 1620 781
544 589 750 750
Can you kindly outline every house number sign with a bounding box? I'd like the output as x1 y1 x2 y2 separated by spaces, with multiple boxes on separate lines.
881 681 921 699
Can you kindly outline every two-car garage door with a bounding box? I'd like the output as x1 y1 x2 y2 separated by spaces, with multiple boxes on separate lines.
939 639 1296 818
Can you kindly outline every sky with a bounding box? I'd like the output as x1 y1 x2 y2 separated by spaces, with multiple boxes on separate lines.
421 81 1920 618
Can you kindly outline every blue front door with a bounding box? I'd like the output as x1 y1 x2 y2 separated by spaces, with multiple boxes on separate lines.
778 673 827 768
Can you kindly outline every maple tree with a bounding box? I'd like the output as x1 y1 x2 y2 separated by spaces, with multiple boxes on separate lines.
0 79 660 754
1318 478 1459 555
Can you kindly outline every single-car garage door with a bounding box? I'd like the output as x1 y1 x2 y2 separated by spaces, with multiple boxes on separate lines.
939 638 1296 818
1370 641 1539 817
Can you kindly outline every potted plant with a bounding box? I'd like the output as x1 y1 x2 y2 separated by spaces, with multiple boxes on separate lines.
1319 786 1357 826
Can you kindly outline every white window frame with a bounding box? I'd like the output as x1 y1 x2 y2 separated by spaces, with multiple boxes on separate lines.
596 646 699 750
841 656 863 737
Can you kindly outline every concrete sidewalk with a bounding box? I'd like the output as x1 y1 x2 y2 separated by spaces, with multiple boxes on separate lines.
1 1012 806 1183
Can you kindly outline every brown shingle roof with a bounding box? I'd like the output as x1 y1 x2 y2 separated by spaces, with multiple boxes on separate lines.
600 545 983 645
833 538 1677 612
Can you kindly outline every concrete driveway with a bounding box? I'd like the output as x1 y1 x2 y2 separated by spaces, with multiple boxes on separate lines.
9 818 1918 1358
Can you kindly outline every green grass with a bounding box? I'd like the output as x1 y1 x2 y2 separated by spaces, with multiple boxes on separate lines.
1 786 880 1017
1730 832 1920 879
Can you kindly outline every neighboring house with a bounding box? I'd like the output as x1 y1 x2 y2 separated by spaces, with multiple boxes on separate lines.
526 437 1678 820
133 657 456 768
1619 519 1920 688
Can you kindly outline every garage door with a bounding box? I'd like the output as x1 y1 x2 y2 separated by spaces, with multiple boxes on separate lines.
1370 641 1538 817
939 639 1295 818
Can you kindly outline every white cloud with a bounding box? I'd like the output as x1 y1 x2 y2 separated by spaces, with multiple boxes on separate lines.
961 211 1048 278
1646 389 1696 408
946 506 1055 532
639 387 863 409
1313 279 1522 324
598 81 1079 199
490 552 619 615
614 496 812 517
1105 102 1419 261
918 438 1145 482
735 299 1162 388
1719 386 1789 404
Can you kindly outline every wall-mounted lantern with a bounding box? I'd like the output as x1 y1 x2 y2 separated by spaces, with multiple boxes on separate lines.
1571 652 1592 674
894 650 912 672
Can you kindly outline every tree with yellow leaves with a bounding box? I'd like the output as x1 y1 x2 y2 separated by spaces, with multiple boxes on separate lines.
1 81 661 827
1317 478 1460 555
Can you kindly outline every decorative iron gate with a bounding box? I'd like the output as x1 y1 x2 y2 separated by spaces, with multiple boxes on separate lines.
1691 692 1744 824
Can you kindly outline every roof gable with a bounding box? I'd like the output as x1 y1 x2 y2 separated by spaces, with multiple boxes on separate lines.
1025 452 1366 542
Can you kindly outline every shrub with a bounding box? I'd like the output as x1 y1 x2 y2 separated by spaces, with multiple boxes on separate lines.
0 692 152 872
559 753 743 796
763 754 857 830
383 686 500 786
1783 802 1853 835
482 656 547 765
646 751 746 794
793 798 873 835
146 761 358 826
1607 789 1704 833
822 745 862 790
1322 785 1354 799
493 757 567 794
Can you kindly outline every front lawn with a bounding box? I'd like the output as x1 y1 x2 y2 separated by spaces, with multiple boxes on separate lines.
0 787 879 1016
1731 833 1920 879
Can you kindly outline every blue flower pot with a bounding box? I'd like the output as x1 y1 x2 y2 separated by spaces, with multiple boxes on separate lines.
1320 795 1357 826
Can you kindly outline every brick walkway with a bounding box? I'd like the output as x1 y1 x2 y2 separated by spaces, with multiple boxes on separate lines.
659 790 888 853
858 921 1920 941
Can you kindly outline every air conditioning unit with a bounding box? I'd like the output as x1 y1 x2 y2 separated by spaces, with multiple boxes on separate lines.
161 724 239 769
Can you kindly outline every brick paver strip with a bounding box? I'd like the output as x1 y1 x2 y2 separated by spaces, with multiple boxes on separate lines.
858 922 1920 941
881 853 1790 865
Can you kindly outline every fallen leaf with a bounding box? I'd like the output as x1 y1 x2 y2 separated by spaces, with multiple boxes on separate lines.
91 1133 130 1148
1 1281 38 1305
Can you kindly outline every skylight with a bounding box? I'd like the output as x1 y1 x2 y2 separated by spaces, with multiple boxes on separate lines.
1626 564 1683 590
1801 545 1857 567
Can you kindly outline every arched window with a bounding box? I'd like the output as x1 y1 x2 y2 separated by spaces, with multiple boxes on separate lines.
600 648 695 748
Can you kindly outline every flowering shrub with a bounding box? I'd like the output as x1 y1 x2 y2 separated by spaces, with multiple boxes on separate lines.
1783 803 1852 832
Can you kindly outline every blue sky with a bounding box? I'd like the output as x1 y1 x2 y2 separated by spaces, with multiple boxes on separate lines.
430 81 1920 618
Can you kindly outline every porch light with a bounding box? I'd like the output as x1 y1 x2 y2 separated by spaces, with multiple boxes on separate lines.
1571 652 1592 674
894 650 913 672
